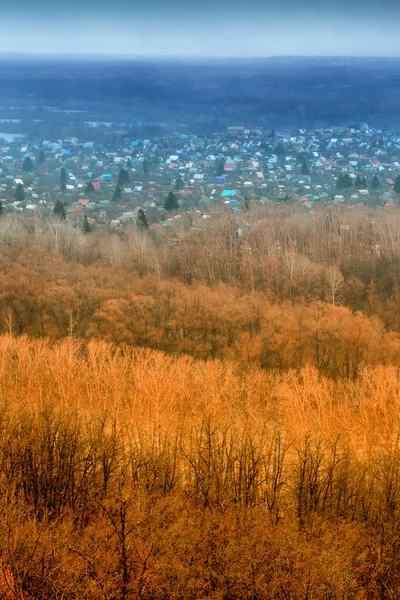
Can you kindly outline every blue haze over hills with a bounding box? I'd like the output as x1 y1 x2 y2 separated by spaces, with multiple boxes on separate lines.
0 0 399 135
0 56 398 136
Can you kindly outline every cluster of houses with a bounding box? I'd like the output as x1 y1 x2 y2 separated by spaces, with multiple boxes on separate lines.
1 122 400 228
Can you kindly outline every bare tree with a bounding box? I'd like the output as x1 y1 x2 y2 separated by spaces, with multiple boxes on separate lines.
325 265 344 306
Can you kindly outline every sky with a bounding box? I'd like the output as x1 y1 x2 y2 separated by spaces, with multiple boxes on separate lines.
2 0 400 57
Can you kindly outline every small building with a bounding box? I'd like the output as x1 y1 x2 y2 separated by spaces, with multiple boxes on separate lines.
97 200 111 208
221 190 236 198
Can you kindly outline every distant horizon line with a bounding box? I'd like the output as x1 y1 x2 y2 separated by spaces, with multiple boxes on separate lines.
0 52 399 61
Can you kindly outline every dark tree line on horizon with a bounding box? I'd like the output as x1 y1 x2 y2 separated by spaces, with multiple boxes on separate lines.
0 58 399 139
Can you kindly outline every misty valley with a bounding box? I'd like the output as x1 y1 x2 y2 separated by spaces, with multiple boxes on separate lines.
0 54 399 599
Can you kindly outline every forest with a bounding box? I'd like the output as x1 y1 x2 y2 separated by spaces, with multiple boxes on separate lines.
0 56 400 135
2 205 400 597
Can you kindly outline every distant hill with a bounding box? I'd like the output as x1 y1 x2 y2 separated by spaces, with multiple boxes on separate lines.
0 56 399 135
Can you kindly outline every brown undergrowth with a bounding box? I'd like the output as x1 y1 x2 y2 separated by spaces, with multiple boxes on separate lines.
0 336 398 597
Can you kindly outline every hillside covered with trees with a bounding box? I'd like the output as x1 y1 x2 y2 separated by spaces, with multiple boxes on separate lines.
1 205 400 596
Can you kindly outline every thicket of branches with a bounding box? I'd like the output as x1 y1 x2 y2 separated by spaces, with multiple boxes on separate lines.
1 207 400 596
0 207 399 377
0 337 398 598
1 205 400 301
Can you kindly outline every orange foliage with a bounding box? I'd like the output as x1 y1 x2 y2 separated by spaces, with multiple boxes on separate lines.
2 208 400 596
0 241 397 378
0 337 396 596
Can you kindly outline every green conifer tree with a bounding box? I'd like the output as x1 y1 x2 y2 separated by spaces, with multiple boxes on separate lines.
137 208 149 231
15 183 25 202
164 191 179 211
215 161 225 177
337 173 353 190
118 168 130 186
23 156 34 172
275 143 285 157
175 175 184 191
53 199 66 220
370 174 380 190
112 184 122 202
59 168 67 194
344 174 352 188
301 162 310 175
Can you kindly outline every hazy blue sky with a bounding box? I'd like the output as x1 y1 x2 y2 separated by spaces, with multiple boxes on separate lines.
3 0 400 57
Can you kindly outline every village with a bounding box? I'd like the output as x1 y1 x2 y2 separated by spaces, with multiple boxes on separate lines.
1 122 400 230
